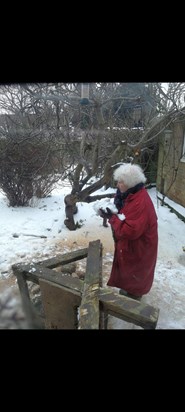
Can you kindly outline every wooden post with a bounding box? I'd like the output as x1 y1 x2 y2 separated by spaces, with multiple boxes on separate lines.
13 268 43 329
78 240 103 329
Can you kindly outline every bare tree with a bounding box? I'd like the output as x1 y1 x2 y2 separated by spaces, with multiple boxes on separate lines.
60 83 178 230
0 82 184 228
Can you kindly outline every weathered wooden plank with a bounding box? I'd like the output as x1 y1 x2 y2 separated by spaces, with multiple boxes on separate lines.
39 279 81 329
85 240 102 285
37 248 88 269
99 310 109 330
12 263 83 292
14 270 43 329
14 270 30 299
78 240 102 329
12 262 83 329
12 241 159 330
99 289 159 329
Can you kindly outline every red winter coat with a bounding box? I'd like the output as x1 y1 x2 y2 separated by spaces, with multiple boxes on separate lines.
107 188 158 296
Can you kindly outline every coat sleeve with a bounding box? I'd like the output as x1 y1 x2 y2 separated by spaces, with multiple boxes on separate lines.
108 197 148 241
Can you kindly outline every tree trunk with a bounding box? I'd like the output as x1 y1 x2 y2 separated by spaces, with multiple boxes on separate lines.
64 194 78 231
63 141 127 231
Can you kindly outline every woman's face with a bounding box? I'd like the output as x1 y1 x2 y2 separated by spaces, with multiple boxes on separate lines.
117 181 129 193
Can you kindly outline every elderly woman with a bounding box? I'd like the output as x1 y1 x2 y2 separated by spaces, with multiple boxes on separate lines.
99 163 158 301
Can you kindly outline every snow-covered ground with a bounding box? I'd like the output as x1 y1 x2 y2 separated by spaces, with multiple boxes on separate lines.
0 180 185 329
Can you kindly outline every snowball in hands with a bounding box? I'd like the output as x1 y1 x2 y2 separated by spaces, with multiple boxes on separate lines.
93 199 125 221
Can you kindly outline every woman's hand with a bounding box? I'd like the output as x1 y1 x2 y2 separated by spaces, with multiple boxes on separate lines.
99 207 113 219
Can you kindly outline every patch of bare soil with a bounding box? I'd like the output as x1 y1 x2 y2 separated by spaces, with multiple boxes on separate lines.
56 226 115 254
0 274 17 293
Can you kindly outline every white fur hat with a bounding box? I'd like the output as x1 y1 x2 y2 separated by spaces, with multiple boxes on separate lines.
113 163 147 189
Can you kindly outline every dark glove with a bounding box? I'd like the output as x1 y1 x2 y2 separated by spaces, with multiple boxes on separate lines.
99 207 113 219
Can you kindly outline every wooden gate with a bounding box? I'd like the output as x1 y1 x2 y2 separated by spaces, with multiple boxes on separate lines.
12 240 159 329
